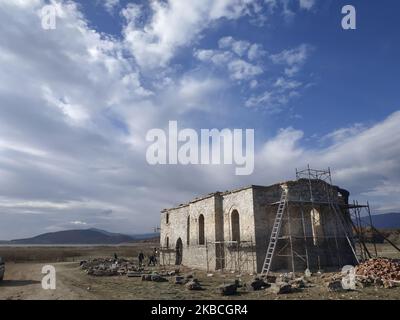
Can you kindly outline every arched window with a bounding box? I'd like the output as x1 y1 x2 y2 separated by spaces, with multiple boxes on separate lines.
166 236 169 248
175 238 183 265
231 210 240 243
198 214 205 245
166 213 169 224
187 216 190 246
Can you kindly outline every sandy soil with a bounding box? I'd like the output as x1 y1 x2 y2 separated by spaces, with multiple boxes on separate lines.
0 262 95 300
0 243 399 300
1 261 400 300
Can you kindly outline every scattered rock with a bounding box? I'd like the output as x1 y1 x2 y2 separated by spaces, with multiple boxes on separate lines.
141 274 152 281
267 282 293 294
265 275 277 283
277 273 294 284
219 283 238 296
80 260 88 266
383 280 395 289
151 274 168 282
175 276 186 285
326 280 344 292
186 279 202 290
290 277 307 289
248 277 269 291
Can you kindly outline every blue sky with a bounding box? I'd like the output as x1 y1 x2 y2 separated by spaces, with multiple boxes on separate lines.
0 0 399 239
78 0 400 138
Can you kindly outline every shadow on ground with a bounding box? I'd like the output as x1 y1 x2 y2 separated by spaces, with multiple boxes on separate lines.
0 280 41 287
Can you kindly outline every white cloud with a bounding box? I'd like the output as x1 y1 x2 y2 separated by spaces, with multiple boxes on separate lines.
254 111 400 212
270 43 312 76
0 0 398 241
265 0 316 14
103 0 119 13
245 89 298 110
122 0 259 69
299 0 315 10
227 59 263 80
247 43 266 60
320 123 367 144
70 220 87 225
194 36 265 81
165 75 227 113
274 77 302 90
246 76 302 110
244 44 313 110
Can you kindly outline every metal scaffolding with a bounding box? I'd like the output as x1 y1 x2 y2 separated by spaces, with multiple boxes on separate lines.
345 201 400 259
158 246 175 268
206 239 256 274
263 166 359 276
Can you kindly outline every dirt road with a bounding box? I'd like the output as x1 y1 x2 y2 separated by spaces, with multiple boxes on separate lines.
1 261 400 300
0 262 95 300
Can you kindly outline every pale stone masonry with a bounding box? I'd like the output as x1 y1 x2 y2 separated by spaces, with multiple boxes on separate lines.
160 179 356 273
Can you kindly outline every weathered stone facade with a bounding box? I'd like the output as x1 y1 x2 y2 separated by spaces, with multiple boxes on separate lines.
160 179 357 273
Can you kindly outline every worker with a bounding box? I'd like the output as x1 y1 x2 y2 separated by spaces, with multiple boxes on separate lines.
153 248 159 265
148 255 156 266
138 251 145 266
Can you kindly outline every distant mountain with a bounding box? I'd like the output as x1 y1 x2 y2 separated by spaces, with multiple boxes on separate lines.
360 212 400 229
9 229 136 245
128 232 160 240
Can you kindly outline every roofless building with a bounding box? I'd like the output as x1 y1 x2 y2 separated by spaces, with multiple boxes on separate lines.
160 167 361 273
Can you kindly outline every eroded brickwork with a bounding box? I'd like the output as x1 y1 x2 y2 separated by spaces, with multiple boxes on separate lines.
160 179 356 273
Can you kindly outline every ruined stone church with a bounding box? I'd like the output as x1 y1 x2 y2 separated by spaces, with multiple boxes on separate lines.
160 177 357 273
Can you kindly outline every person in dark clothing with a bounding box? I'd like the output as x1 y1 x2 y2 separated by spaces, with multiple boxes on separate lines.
138 252 145 266
113 253 118 262
148 255 156 266
153 248 158 265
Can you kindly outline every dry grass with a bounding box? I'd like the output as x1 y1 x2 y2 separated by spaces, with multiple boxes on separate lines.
0 242 156 263
0 242 399 300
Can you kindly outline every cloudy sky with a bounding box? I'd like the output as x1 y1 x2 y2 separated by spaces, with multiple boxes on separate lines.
0 0 399 240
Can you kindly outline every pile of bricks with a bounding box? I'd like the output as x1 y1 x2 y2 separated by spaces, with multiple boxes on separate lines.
355 258 400 288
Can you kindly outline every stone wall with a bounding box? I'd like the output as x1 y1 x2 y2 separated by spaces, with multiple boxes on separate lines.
220 188 257 273
160 179 356 273
252 180 356 272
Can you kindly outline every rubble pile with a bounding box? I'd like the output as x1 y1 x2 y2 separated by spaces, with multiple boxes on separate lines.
264 273 312 294
355 258 400 288
80 258 140 276
80 258 180 277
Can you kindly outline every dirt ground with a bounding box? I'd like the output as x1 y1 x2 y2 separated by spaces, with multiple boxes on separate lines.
0 243 399 300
